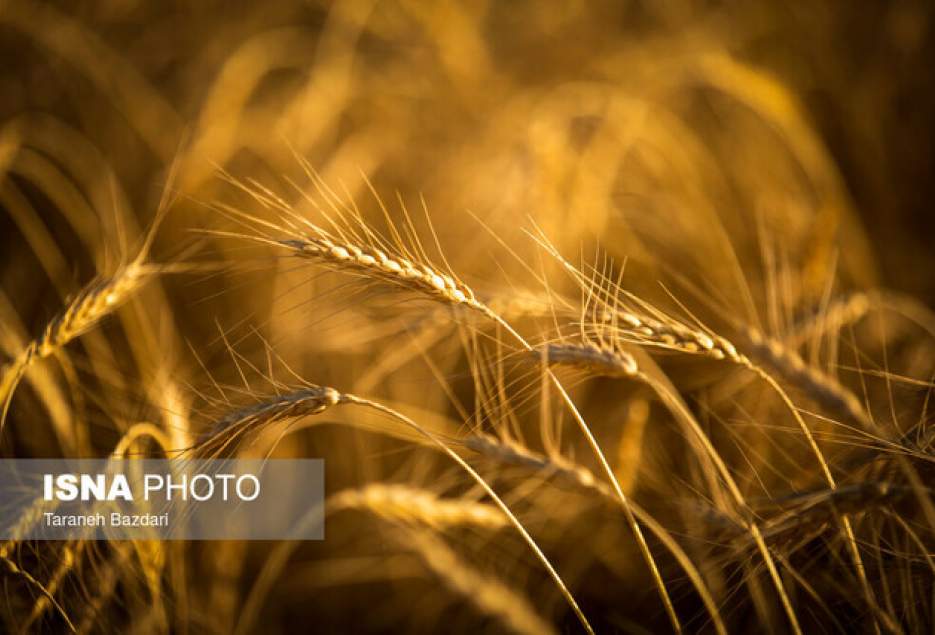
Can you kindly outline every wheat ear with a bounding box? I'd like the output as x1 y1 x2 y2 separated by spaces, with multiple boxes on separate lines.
788 292 871 347
735 326 872 429
23 541 82 631
333 484 508 531
199 385 342 454
762 482 914 538
725 482 916 549
601 305 873 430
0 191 180 431
535 341 638 378
588 291 878 624
0 262 163 430
531 232 818 632
534 322 806 632
279 236 486 309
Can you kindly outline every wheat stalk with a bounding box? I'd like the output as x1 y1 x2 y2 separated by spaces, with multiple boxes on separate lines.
1 554 76 633
219 384 594 634
400 529 557 635
466 432 728 635
553 321 881 632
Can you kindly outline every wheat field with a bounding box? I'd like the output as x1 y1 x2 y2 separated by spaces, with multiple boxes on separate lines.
1 1 934 633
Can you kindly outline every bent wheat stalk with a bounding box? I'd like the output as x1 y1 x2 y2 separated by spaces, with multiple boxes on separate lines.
225 384 594 635
1 555 76 633
399 529 557 635
338 391 594 634
525 339 810 632
466 432 728 635
545 242 885 631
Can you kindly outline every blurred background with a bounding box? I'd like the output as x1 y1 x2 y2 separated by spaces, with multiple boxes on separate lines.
2 1 933 303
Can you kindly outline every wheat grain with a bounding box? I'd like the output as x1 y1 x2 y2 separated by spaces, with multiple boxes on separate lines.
596 308 738 360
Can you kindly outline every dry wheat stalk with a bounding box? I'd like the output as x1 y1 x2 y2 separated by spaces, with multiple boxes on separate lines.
1 554 76 633
400 529 557 635
582 315 879 629
534 233 877 632
337 391 597 634
218 384 595 634
466 432 729 635
526 321 816 633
